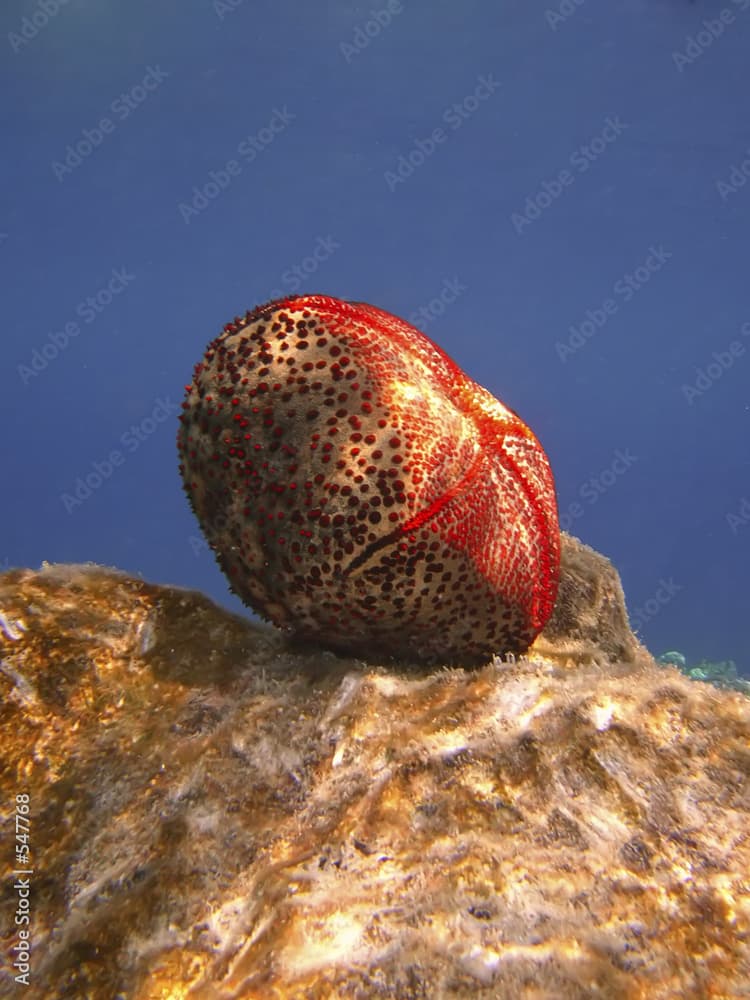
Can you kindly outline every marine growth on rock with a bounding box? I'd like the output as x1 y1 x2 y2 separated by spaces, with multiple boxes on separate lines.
177 294 560 663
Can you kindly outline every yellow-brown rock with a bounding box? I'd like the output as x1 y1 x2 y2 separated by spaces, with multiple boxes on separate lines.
0 536 748 999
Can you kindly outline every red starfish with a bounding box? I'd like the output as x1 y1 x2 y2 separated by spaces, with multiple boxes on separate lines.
178 295 560 664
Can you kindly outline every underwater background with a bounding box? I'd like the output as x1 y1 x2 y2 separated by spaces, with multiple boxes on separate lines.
3 0 748 678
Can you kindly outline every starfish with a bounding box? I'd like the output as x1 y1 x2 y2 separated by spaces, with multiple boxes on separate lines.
178 295 560 664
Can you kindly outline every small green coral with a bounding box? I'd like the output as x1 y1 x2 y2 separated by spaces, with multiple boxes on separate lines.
657 650 686 670
657 651 750 696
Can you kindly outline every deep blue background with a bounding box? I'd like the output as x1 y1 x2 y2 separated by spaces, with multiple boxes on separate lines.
3 0 748 673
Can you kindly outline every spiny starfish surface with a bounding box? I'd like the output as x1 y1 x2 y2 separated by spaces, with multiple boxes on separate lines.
178 295 560 664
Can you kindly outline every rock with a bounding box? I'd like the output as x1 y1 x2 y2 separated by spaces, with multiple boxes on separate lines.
0 542 748 999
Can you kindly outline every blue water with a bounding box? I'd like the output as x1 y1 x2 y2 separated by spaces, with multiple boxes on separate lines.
3 0 748 675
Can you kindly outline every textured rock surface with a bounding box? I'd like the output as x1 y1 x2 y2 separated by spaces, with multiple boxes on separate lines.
0 536 748 999
177 295 560 664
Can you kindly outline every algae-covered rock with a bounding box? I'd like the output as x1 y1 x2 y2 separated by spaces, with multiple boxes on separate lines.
0 536 748 999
